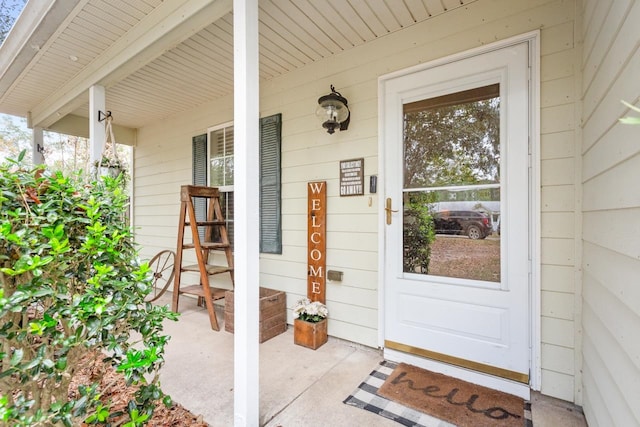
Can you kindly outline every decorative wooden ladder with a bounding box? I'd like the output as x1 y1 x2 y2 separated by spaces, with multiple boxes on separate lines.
172 185 234 330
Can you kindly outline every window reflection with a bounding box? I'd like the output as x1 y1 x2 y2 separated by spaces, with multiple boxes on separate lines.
402 85 501 283
403 84 500 189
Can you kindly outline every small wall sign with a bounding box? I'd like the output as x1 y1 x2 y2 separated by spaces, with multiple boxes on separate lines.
340 158 364 196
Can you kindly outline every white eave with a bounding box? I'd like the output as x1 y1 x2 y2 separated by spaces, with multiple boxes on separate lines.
0 0 81 114
0 0 476 133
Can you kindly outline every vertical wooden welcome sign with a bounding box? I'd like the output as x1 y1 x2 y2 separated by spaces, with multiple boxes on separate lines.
308 181 326 304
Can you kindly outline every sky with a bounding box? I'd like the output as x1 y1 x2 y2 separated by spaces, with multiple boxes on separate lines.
0 2 37 159
0 0 26 43
1 0 28 135
3 0 25 19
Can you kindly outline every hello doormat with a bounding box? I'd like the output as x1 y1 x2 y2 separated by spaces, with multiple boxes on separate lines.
377 363 528 427
344 361 453 426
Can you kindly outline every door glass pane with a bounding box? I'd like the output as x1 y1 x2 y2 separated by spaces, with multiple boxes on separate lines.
402 85 501 282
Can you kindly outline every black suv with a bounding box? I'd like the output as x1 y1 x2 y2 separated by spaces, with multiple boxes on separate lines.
433 210 492 240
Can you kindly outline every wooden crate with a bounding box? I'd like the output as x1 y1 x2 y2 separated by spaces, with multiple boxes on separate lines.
224 287 287 343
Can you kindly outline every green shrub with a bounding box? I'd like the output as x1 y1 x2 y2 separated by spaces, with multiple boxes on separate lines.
403 195 436 274
0 152 177 426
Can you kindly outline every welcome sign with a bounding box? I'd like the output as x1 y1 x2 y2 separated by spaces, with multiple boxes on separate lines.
307 181 326 303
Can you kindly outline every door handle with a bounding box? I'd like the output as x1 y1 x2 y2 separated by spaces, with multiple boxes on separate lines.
385 197 398 225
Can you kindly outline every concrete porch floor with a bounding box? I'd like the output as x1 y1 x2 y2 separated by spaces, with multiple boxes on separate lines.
156 293 587 426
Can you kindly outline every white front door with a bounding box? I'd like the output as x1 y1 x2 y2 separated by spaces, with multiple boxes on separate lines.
382 41 531 397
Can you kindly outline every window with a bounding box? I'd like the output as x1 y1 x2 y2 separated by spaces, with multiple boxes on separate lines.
192 113 282 254
209 123 235 249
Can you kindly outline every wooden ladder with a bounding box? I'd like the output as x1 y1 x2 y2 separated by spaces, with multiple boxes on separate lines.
172 185 234 330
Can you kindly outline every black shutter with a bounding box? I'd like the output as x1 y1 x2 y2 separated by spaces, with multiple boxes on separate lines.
259 114 282 254
192 134 207 240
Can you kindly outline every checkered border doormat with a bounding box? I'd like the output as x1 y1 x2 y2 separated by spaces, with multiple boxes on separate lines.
343 360 533 427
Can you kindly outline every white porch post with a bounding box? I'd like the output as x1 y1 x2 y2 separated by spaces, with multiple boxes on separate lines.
89 85 106 164
233 0 260 426
32 126 45 165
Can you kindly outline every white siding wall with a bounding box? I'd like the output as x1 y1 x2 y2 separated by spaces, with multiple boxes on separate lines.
580 0 640 425
134 95 234 286
538 2 583 403
134 0 582 402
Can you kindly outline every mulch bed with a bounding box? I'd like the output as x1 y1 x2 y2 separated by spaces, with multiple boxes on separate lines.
69 351 208 427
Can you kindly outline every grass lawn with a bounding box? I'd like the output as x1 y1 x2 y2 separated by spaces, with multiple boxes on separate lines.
428 235 501 282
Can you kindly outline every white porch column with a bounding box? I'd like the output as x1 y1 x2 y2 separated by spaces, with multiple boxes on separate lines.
89 85 106 164
233 0 260 425
32 126 45 165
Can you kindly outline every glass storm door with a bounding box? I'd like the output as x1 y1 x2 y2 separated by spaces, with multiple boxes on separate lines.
382 42 531 395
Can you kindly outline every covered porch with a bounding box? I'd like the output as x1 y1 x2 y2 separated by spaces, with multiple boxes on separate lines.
2 0 640 425
156 292 585 426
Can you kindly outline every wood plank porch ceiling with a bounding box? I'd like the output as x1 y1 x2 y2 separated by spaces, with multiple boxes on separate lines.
0 0 475 130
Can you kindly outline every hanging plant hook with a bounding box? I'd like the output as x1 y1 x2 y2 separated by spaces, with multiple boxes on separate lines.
98 110 112 122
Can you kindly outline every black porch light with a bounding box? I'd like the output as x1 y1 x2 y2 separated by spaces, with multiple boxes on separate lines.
316 85 350 134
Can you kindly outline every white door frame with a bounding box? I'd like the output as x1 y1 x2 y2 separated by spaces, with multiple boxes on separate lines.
377 31 541 392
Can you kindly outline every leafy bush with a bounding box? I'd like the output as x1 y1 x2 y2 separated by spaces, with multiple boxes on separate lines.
0 152 177 426
620 100 640 125
403 195 436 274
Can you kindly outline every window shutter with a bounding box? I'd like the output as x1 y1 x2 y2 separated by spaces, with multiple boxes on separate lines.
192 134 207 240
259 114 282 254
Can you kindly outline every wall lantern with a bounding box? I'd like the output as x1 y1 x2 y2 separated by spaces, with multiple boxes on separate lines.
316 85 350 134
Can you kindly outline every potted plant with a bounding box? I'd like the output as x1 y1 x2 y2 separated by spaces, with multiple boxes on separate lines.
94 116 129 184
293 298 329 349
94 156 128 181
